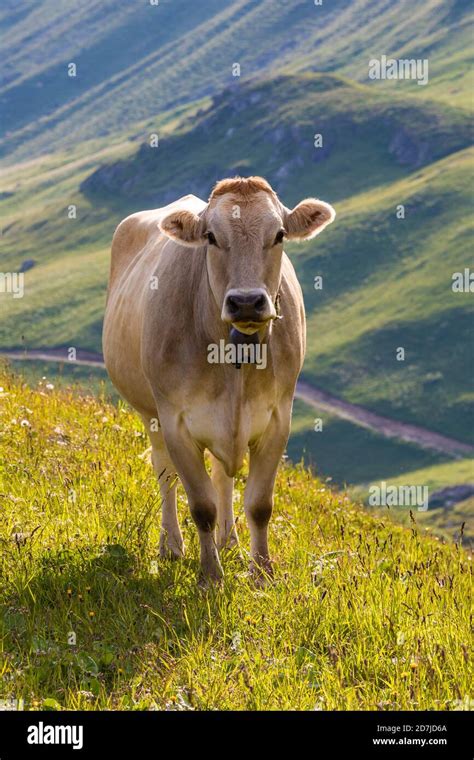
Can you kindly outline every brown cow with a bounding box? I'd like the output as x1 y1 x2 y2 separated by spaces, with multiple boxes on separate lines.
103 177 335 581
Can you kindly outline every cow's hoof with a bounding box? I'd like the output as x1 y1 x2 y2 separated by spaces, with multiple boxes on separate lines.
217 532 241 554
198 562 224 588
198 575 223 590
250 558 274 587
159 536 185 560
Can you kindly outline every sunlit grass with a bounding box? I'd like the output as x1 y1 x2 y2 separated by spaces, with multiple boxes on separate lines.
0 368 471 710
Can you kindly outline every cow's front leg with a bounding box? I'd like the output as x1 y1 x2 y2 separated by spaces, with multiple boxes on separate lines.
160 417 222 581
209 453 239 551
244 404 292 580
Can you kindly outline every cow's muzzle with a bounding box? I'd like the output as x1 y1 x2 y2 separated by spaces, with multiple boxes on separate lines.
222 288 275 333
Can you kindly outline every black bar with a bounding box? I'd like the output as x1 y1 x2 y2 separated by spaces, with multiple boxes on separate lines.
0 710 470 758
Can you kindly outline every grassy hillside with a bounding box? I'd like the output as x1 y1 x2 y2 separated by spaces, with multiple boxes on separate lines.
300 147 474 444
0 99 205 350
350 458 474 542
2 0 471 162
0 368 471 710
1 360 451 490
289 399 473 540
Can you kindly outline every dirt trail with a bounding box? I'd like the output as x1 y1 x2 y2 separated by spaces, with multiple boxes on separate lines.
1 348 105 368
2 348 473 457
296 381 473 457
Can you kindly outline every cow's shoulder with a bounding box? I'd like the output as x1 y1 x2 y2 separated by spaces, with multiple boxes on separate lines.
109 196 206 290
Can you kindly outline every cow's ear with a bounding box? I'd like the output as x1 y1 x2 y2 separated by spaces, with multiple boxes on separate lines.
159 210 207 247
284 199 335 241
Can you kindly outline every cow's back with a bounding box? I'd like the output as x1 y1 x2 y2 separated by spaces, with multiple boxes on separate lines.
103 194 206 416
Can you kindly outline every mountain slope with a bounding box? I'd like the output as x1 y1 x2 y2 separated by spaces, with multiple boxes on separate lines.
1 0 471 162
300 147 474 443
80 73 472 206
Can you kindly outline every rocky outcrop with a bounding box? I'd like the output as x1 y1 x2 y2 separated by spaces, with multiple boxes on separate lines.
18 259 36 273
388 127 430 168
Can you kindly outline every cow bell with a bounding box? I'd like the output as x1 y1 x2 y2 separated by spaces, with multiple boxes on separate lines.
229 327 260 369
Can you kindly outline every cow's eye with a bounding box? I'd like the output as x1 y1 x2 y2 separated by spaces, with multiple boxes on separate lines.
206 231 218 246
274 229 285 245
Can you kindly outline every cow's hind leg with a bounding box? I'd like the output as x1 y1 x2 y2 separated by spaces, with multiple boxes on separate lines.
142 417 184 560
209 454 239 552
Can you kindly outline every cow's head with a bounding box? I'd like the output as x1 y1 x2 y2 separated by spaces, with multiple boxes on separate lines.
159 177 335 334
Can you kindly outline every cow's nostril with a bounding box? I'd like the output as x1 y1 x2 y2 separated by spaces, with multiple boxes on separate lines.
254 295 267 312
227 296 240 314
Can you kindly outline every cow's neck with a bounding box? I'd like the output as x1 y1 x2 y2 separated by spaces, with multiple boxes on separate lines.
196 254 229 346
